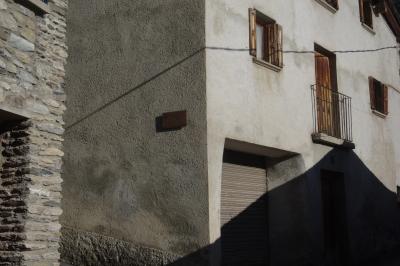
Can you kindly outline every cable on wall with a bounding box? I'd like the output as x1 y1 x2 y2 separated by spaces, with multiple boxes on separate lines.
65 44 400 131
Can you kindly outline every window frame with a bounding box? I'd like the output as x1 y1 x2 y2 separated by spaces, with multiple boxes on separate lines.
15 0 50 15
369 76 388 117
315 0 339 13
359 0 374 33
249 8 283 72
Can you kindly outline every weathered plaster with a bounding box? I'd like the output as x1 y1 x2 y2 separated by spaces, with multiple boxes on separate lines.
62 0 208 264
205 0 400 264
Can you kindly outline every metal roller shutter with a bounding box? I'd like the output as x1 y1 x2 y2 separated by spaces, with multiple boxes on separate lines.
221 162 268 266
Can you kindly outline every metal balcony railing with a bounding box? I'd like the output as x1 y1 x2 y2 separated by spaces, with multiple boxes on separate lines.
311 84 353 142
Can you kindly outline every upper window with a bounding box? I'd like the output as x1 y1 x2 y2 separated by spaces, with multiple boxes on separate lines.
15 0 50 15
315 0 339 12
325 0 339 10
359 0 373 29
249 9 283 71
369 77 388 116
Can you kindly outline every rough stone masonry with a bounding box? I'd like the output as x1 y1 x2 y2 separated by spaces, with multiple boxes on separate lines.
0 0 68 265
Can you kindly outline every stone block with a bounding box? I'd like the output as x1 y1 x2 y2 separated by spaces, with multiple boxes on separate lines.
17 70 36 84
39 148 64 157
37 123 64 135
0 0 7 10
5 61 17 74
0 58 5 69
0 12 17 31
8 33 34 52
21 27 36 43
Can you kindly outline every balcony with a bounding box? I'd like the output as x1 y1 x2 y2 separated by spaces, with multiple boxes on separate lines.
311 85 355 149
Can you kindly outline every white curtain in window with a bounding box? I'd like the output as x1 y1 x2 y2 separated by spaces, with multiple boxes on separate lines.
256 24 264 60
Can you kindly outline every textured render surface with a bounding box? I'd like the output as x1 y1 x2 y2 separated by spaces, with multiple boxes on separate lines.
62 0 208 264
205 0 400 265
0 0 68 265
60 227 179 266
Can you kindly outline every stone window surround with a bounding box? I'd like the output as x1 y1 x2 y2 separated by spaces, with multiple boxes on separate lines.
16 0 50 14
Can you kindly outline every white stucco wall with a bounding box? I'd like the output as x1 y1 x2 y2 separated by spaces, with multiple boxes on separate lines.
205 0 400 246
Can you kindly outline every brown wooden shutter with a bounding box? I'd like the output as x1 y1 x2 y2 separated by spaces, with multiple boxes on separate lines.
369 76 376 110
315 54 333 135
373 0 387 15
316 54 331 89
263 25 271 63
249 9 257 57
360 0 373 28
264 23 282 67
276 24 283 68
271 24 278 66
359 0 365 23
383 84 388 115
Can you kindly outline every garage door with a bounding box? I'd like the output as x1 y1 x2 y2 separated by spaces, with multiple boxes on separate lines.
221 160 268 266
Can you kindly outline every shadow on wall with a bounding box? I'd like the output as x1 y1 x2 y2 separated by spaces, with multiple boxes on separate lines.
169 149 400 266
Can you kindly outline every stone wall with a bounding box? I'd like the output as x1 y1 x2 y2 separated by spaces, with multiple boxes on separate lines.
0 0 67 265
0 121 30 265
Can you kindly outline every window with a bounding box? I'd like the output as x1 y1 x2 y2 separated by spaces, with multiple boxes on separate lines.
369 77 388 115
15 0 50 15
315 0 339 12
325 0 339 9
359 0 373 29
249 9 283 70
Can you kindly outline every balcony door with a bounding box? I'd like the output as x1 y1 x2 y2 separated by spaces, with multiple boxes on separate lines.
315 45 340 138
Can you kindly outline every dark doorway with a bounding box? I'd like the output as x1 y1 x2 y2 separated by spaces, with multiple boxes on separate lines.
321 170 349 266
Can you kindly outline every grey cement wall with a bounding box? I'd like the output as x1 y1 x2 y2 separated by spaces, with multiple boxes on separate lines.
61 0 208 265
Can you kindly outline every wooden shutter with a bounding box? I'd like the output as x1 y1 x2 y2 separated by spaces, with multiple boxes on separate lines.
383 84 388 115
264 23 283 67
369 76 376 110
359 0 365 23
263 25 272 63
315 54 333 135
249 9 257 57
373 0 387 15
360 0 373 27
315 54 331 89
276 24 283 68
